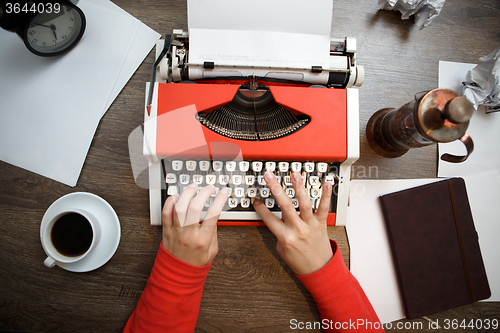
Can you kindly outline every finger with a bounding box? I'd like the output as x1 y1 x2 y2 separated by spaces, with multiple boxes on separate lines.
161 194 178 230
291 172 313 221
263 171 300 222
184 185 216 227
201 187 229 232
253 199 285 236
315 181 332 222
173 182 199 226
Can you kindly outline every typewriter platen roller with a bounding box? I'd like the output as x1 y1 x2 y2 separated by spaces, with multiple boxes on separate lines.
158 30 364 88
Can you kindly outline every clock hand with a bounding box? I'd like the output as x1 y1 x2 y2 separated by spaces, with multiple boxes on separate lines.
50 24 57 40
33 23 52 28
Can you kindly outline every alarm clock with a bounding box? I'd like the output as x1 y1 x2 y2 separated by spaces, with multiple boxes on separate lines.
0 0 86 57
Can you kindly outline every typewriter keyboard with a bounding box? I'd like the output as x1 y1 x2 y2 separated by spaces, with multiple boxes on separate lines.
161 160 340 220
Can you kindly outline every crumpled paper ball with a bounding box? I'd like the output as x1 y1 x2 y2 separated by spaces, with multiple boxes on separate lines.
462 47 500 113
378 0 446 28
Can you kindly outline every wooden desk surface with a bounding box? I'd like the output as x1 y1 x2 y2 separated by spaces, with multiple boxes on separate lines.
1 0 499 332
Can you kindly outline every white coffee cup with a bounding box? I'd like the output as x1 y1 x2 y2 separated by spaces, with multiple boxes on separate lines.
41 208 101 268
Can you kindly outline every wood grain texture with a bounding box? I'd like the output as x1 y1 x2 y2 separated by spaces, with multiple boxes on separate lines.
1 0 499 332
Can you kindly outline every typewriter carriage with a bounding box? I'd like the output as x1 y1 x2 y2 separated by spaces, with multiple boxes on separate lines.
158 30 364 89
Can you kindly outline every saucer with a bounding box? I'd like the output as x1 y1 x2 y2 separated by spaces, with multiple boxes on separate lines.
40 192 121 272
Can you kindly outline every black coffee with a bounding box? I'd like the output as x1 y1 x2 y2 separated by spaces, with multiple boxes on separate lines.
51 213 93 257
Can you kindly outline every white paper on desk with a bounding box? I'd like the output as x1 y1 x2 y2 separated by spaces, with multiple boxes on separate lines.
0 0 159 186
347 175 500 323
348 200 405 324
85 0 161 115
187 0 332 69
463 171 500 303
437 61 500 178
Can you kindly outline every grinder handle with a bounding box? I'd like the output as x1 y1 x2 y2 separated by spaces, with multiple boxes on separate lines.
440 133 474 163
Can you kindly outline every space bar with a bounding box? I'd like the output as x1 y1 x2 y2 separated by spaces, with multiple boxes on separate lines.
200 211 282 220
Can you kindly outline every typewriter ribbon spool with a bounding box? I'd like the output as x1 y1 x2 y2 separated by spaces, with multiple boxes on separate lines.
366 88 474 163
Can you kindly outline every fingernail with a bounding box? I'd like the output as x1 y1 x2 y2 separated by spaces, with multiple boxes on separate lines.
188 182 198 188
292 172 302 183
207 184 215 189
253 199 262 206
323 181 332 192
264 170 275 181
171 193 180 203
219 187 228 195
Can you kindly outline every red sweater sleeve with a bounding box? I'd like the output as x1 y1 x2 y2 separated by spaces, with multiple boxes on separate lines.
297 240 384 332
123 244 211 333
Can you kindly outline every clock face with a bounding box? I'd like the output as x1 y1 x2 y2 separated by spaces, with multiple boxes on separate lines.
24 4 85 56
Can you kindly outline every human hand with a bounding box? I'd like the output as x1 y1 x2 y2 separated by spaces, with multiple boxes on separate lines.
162 183 229 266
253 171 333 275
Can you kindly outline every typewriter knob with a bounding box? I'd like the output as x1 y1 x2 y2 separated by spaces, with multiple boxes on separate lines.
354 65 365 87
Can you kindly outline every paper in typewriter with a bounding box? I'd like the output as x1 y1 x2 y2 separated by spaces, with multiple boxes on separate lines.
187 0 333 69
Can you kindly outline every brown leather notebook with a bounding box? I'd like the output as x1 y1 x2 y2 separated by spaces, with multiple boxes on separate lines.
379 178 490 319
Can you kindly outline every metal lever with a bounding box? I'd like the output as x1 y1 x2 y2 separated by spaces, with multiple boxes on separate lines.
146 35 171 116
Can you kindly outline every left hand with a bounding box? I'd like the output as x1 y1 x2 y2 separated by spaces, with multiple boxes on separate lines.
161 183 229 266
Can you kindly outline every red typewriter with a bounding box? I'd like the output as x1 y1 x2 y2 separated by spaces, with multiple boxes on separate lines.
143 29 363 227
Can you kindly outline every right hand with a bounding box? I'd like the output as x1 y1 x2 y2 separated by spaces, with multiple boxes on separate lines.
253 171 334 276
